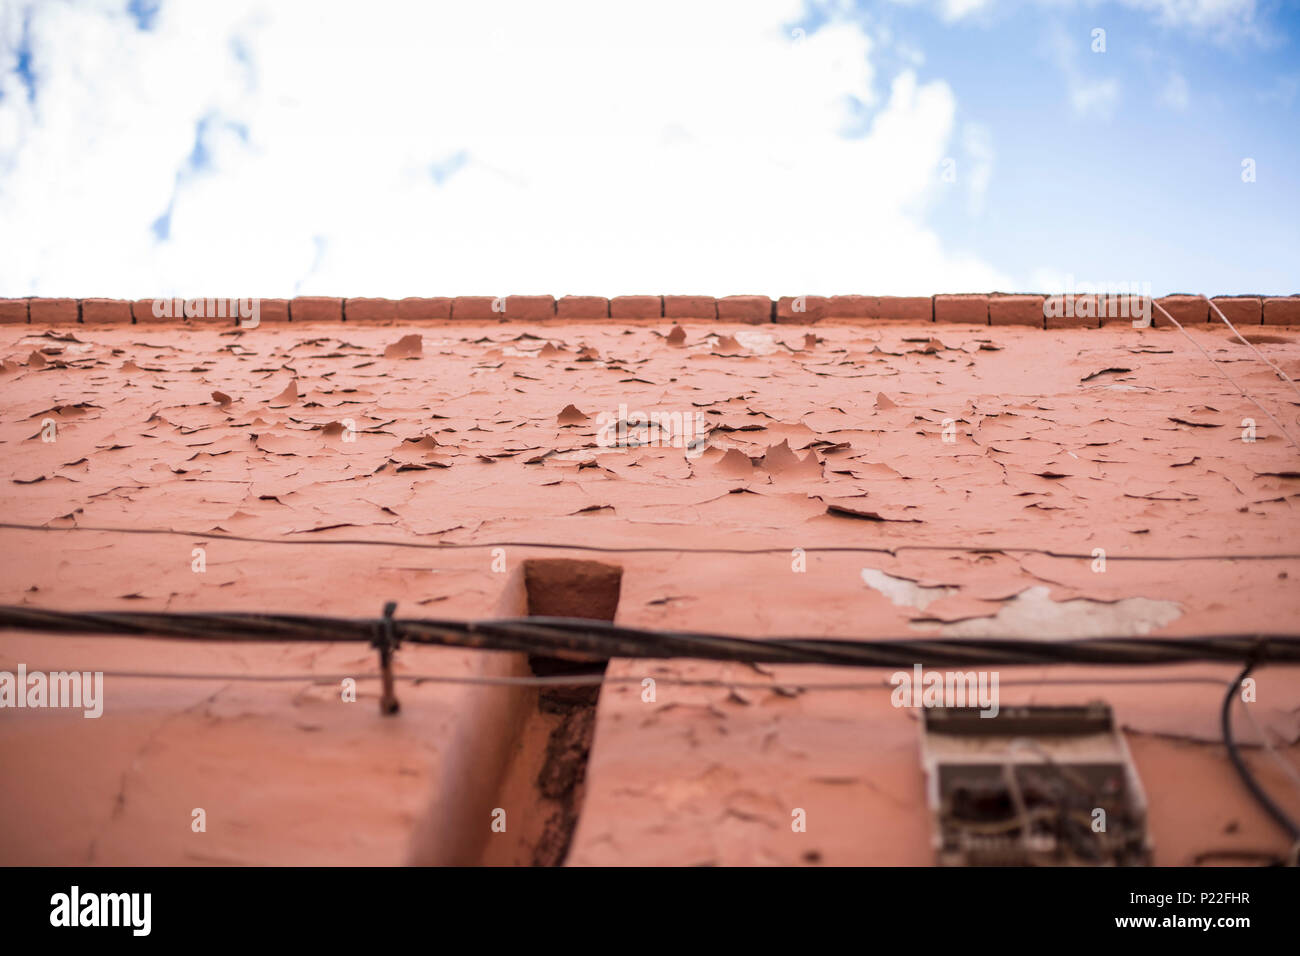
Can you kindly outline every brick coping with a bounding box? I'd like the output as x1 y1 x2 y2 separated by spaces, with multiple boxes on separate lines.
1 293 1297 327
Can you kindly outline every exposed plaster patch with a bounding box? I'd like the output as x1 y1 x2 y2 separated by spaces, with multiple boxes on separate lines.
732 331 779 355
928 585 1182 638
861 567 1183 637
860 567 956 610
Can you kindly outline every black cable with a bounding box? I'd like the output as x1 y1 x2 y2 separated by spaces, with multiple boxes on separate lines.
1220 660 1300 843
3 605 1300 668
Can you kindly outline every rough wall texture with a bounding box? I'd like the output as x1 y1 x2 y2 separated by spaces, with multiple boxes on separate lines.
2 315 1298 866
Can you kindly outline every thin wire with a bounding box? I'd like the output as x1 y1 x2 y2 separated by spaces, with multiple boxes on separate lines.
1191 847 1291 866
1220 661 1300 842
1202 294 1300 403
3 521 1299 562
1001 756 1034 850
1009 737 1098 800
9 668 1242 692
1152 301 1300 451
1236 693 1300 800
25 662 1299 834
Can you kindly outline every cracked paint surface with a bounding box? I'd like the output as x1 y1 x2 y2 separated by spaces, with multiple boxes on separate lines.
1 319 1298 864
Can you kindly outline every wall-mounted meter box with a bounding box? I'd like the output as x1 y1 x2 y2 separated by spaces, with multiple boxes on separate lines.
920 704 1152 866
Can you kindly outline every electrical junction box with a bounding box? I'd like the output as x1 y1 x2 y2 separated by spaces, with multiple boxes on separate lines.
920 703 1152 866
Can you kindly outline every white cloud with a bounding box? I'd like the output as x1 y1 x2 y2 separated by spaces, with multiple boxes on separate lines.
907 0 1265 42
0 0 1011 298
1120 0 1259 34
939 0 993 21
1047 23 1121 118
960 121 993 214
1070 76 1121 116
1159 71 1190 109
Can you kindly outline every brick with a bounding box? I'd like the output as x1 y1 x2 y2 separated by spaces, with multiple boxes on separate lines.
934 294 988 324
81 298 133 324
1208 296 1262 327
0 298 28 324
876 296 931 321
1098 294 1154 327
228 298 269 327
503 295 556 320
989 294 1044 328
826 295 877 319
188 298 245 324
291 296 343 323
1043 295 1100 329
451 296 503 320
610 296 662 319
396 297 452 321
775 296 829 323
716 295 772 324
256 299 290 323
1263 296 1300 326
1154 294 1208 327
557 296 608 319
345 298 397 323
664 295 717 320
135 298 178 323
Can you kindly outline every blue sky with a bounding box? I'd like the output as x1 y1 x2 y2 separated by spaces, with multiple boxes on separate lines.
0 0 1295 297
833 0 1300 295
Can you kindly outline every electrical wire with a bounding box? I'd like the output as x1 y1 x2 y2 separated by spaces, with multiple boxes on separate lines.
1152 301 1300 451
1191 848 1292 866
12 652 1298 858
1009 737 1097 802
6 668 1244 692
4 606 1300 666
1202 294 1300 403
3 520 1299 562
1234 682 1300 803
1220 661 1300 844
